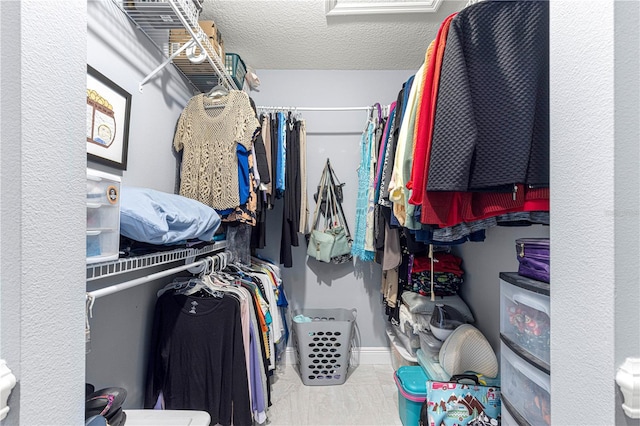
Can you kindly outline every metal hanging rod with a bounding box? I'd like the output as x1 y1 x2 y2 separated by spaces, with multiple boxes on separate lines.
86 244 231 300
256 106 373 112
87 259 204 300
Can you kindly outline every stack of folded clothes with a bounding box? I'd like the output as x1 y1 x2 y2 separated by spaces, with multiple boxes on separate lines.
409 252 465 296
391 291 475 358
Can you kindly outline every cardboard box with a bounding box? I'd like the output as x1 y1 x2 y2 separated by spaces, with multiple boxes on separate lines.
169 21 225 75
197 20 217 40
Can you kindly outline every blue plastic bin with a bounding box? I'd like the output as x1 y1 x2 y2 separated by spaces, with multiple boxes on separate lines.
394 366 429 426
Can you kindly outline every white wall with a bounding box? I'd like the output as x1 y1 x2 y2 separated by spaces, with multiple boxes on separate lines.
549 2 640 425
614 2 640 425
0 2 87 425
250 70 413 349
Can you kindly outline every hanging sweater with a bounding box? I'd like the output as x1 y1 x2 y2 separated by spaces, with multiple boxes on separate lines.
174 91 259 210
388 62 426 226
144 293 251 426
426 1 549 191
407 12 456 206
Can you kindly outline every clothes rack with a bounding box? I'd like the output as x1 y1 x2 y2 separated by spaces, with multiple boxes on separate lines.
86 250 231 300
86 260 205 300
256 106 373 112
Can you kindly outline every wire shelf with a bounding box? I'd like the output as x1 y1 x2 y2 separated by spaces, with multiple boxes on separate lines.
114 0 236 92
86 240 227 281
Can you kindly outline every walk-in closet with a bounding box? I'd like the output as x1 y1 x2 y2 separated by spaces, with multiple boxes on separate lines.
1 1 639 426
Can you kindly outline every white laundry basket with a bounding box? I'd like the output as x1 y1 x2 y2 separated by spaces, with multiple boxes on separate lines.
292 308 356 386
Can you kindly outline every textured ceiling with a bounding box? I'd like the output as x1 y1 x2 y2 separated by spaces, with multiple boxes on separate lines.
201 0 468 70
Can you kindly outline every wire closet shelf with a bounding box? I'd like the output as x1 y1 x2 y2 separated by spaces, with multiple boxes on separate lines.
86 240 227 282
113 0 236 92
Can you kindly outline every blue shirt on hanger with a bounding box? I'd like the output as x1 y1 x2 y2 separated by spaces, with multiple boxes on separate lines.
275 112 286 197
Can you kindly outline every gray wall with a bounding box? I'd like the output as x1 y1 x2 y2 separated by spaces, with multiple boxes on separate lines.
0 2 637 425
250 69 414 349
87 0 193 190
455 226 549 355
84 0 196 409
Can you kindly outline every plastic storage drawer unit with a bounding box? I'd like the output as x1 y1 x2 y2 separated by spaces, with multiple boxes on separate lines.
500 272 550 371
86 168 121 264
501 400 519 426
387 325 418 371
500 341 550 426
394 365 428 426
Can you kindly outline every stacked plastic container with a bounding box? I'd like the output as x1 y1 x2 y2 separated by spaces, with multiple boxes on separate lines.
86 168 121 264
394 366 429 426
499 271 551 426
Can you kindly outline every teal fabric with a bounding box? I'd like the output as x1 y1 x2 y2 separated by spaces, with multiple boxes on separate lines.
351 122 376 261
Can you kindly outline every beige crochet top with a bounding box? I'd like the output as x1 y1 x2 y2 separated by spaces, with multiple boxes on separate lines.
174 91 259 210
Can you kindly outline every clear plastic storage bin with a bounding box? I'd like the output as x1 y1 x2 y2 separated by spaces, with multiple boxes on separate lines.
501 399 519 426
500 341 550 426
86 169 120 264
418 330 442 361
500 273 550 370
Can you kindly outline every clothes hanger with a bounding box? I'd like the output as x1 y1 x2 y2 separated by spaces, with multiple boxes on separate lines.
171 256 212 296
203 83 230 109
206 82 229 98
205 266 242 295
373 102 382 124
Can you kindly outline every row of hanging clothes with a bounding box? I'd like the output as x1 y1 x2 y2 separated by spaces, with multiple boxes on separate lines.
172 86 309 269
143 252 288 426
350 0 550 323
256 108 309 268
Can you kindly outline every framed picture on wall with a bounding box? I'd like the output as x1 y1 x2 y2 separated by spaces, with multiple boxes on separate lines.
86 65 131 170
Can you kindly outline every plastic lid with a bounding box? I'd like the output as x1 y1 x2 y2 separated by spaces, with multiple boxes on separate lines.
419 330 443 350
515 238 550 246
395 366 428 397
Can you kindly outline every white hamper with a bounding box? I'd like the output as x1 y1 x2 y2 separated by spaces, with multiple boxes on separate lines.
292 308 356 386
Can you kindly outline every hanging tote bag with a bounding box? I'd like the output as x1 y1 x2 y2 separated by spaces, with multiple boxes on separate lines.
306 159 353 264
327 166 353 264
307 164 335 263
307 228 336 263
313 159 346 216
326 178 351 261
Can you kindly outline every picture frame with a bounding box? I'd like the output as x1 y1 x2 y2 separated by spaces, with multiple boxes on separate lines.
86 65 131 170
